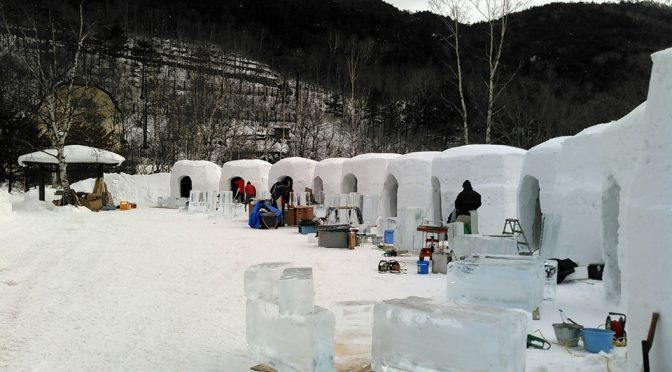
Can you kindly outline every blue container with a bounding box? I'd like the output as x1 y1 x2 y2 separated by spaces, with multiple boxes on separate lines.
417 260 430 275
384 229 394 244
298 225 318 234
582 328 614 353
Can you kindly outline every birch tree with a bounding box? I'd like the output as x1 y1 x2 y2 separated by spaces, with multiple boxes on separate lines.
3 2 90 205
429 0 471 144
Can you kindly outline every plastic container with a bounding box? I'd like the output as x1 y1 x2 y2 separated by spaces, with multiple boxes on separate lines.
417 260 430 275
384 229 394 244
552 323 582 347
581 328 615 353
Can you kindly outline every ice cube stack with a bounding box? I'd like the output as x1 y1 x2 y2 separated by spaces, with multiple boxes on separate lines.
244 262 335 372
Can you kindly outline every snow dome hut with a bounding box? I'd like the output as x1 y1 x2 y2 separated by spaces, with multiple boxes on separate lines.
312 158 347 202
431 145 526 235
219 159 271 196
169 160 222 198
268 157 318 195
381 152 439 219
340 153 400 196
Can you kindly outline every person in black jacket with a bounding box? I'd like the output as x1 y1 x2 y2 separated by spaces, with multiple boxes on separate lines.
453 180 481 233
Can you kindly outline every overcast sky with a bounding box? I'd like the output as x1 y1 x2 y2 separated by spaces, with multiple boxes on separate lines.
383 0 617 21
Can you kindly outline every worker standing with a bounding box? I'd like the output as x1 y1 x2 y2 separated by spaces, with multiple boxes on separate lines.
244 181 257 207
454 180 481 234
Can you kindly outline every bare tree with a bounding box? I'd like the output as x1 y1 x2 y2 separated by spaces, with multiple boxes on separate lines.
3 2 90 204
343 37 374 155
429 0 471 144
469 0 524 143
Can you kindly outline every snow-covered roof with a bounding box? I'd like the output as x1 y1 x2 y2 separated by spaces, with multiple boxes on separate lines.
17 145 124 167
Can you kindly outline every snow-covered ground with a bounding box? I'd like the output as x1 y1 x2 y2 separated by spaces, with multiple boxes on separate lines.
0 184 626 371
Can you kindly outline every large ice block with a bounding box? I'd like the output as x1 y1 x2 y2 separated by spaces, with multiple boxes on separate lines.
371 297 527 372
332 300 376 371
361 195 379 225
247 299 335 372
452 234 519 258
244 262 292 303
447 256 545 312
396 207 423 252
278 268 314 315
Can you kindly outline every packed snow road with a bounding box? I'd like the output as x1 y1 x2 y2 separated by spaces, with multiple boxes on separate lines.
0 207 625 371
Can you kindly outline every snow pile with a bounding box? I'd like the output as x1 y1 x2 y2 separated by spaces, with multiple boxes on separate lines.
268 157 318 193
340 153 400 196
0 188 12 218
72 173 170 206
169 160 222 198
381 152 439 219
312 158 347 198
219 159 271 195
17 145 124 166
432 145 526 234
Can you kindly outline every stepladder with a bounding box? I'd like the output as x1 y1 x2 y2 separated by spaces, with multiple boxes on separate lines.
502 218 534 255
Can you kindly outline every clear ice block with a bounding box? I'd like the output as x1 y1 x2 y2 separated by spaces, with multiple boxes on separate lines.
451 235 519 259
244 262 292 303
278 268 314 315
396 207 423 252
447 256 545 312
371 297 527 372
246 299 335 372
332 300 376 371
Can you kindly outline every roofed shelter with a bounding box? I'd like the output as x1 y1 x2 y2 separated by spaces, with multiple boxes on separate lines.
17 145 124 201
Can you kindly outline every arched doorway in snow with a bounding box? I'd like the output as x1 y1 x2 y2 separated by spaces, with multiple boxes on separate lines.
341 173 357 194
230 176 245 201
180 176 192 198
602 175 621 302
382 174 399 217
431 177 442 222
519 175 543 251
313 176 324 204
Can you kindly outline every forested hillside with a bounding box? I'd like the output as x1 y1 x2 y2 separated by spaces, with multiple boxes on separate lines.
1 0 671 185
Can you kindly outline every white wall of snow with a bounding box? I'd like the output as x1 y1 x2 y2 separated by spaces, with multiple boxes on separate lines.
312 158 347 198
432 145 525 235
268 157 318 194
169 160 222 198
0 188 12 218
219 159 271 195
381 152 439 220
340 153 400 196
621 47 672 372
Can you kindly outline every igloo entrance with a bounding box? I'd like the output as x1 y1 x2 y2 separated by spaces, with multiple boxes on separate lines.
602 175 621 300
180 176 192 198
341 174 358 194
313 176 324 204
382 174 399 217
519 175 543 251
431 177 442 222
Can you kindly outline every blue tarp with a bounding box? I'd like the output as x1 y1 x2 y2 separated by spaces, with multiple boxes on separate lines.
248 201 283 229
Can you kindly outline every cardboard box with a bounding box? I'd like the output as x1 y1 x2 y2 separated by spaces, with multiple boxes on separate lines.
295 206 314 222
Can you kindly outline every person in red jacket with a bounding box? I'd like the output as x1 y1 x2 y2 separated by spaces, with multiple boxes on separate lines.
234 178 245 203
244 181 256 205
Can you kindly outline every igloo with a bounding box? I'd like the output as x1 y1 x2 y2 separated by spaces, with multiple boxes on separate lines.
220 159 272 196
620 47 672 372
312 158 347 202
268 157 318 196
340 153 400 196
381 152 439 219
432 145 526 235
169 160 222 198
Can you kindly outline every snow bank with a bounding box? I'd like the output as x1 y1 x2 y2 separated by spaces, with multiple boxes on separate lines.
432 145 525 234
268 157 318 194
17 145 124 166
312 158 347 198
72 173 170 207
381 152 439 219
340 153 400 196
621 47 672 372
0 188 11 218
220 159 271 195
169 160 221 198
